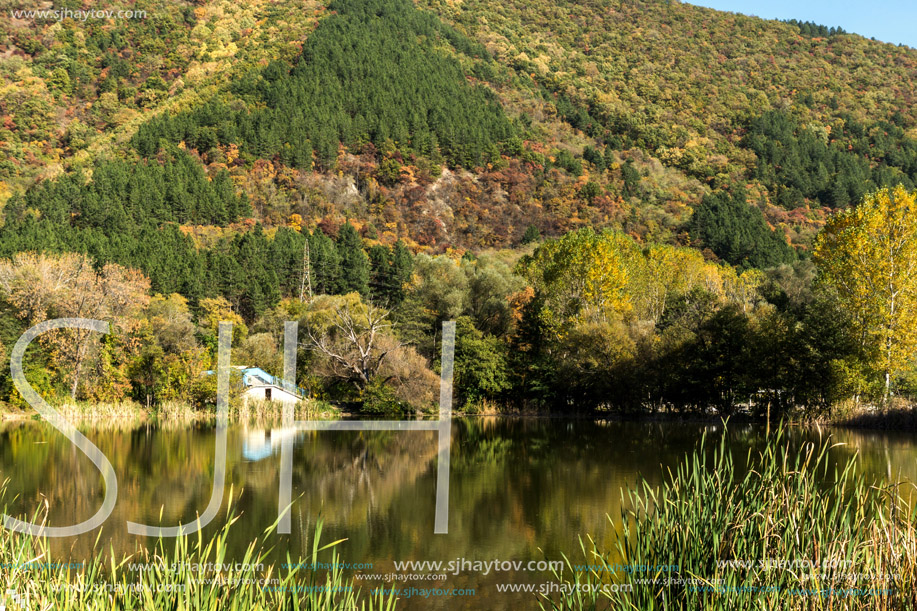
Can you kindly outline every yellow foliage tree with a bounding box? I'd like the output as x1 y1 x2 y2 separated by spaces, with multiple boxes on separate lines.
723 267 766 315
521 228 635 336
814 185 917 402
522 228 751 337
636 244 712 323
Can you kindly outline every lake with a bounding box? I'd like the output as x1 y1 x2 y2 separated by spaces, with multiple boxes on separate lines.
0 417 914 610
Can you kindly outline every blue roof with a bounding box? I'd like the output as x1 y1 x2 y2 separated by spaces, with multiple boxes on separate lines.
240 367 276 386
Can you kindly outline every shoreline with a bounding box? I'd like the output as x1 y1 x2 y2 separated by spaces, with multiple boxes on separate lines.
2 402 915 432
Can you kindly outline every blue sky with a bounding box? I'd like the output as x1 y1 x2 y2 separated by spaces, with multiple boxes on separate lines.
687 1 917 49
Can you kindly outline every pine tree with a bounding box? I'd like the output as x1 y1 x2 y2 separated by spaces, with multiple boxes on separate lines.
308 229 343 295
337 222 370 297
368 244 393 304
522 224 542 244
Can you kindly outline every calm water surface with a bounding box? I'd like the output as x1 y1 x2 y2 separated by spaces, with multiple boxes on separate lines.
0 417 914 610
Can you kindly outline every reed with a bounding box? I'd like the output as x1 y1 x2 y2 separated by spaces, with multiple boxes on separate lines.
540 429 917 610
836 398 917 430
232 399 341 426
2 398 342 427
0 487 396 610
154 400 200 423
56 401 147 424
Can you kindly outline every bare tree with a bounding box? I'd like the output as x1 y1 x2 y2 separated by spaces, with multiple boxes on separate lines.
301 294 397 391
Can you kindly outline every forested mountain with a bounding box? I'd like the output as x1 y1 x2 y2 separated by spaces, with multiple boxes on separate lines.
424 0 917 244
3 0 917 411
5 0 917 262
132 0 516 168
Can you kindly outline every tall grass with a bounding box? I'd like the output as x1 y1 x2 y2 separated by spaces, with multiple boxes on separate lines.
540 430 917 610
1 399 342 427
57 401 147 424
0 487 396 610
837 398 917 430
155 400 199 423
232 399 341 425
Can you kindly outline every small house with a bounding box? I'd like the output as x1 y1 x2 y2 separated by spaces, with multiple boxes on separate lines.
238 367 305 405
203 366 306 405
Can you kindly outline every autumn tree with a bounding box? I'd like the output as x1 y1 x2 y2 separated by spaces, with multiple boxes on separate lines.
631 244 713 324
814 185 917 403
0 252 150 399
300 293 399 392
519 227 637 336
130 294 205 407
297 293 437 410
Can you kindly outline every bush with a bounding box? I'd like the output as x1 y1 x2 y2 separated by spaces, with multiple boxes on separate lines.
361 378 412 415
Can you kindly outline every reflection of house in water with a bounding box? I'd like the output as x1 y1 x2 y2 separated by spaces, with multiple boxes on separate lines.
203 366 308 462
243 427 301 462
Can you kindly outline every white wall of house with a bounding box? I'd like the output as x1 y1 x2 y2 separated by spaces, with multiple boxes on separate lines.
242 384 301 405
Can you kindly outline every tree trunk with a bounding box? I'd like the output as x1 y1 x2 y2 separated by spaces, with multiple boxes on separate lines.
70 355 83 399
884 370 891 409
69 333 90 399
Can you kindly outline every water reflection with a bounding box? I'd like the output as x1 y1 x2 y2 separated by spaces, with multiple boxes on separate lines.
0 418 913 610
243 427 301 462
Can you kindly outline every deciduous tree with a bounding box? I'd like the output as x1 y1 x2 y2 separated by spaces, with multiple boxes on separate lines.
0 252 150 398
814 185 917 402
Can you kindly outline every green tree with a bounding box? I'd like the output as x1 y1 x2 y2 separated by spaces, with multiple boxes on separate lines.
337 223 370 297
453 317 510 408
309 230 343 296
368 241 414 307
521 224 541 244
689 187 795 269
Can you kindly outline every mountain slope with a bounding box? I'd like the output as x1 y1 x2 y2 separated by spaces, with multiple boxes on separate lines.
422 0 917 246
3 0 917 284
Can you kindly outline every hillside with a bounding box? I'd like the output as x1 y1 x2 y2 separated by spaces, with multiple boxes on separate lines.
4 0 917 286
